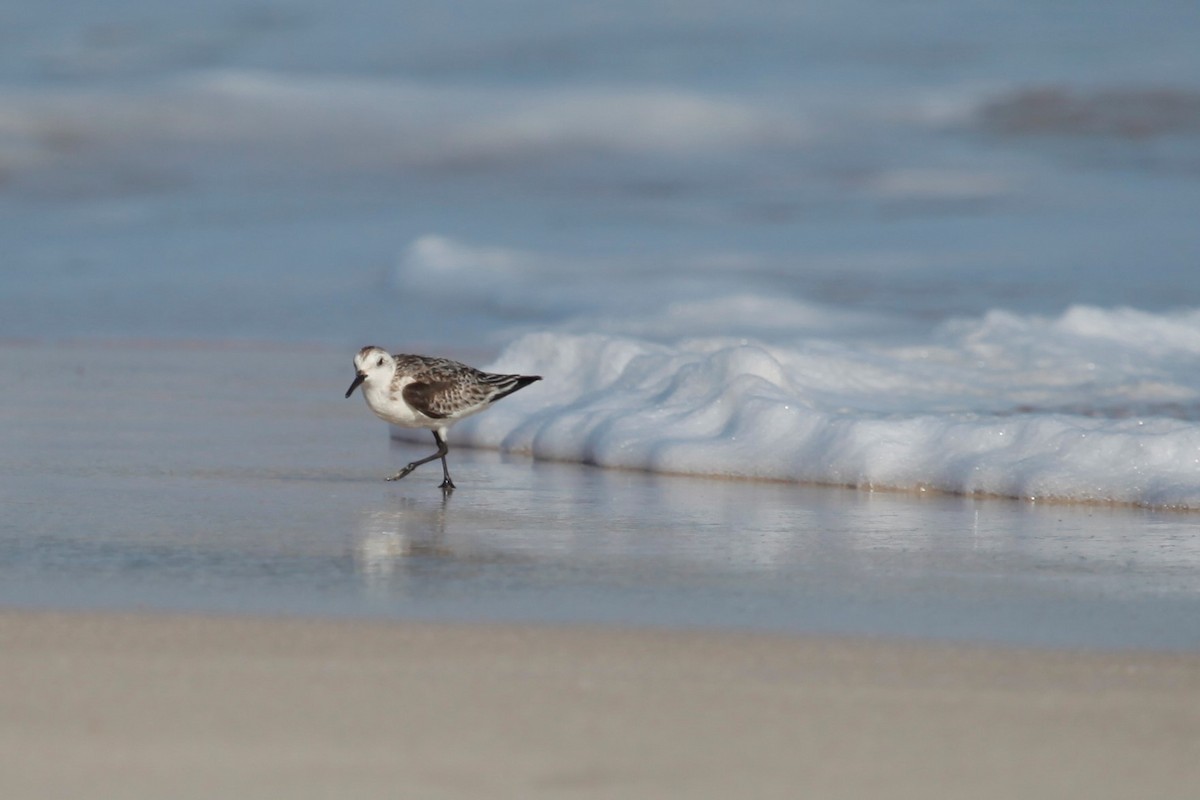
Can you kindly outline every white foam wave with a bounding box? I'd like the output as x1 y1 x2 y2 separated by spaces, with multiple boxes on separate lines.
435 306 1200 508
394 235 911 341
0 70 803 174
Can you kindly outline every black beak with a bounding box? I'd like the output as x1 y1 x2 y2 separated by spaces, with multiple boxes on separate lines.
345 372 366 399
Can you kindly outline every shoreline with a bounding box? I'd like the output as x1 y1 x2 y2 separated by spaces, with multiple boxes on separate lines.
2 609 1198 799
4 339 1200 652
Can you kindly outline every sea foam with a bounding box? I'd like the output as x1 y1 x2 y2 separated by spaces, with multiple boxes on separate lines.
420 304 1200 509
0 70 801 179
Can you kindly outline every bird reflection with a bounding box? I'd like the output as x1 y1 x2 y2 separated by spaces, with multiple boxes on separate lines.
353 493 452 592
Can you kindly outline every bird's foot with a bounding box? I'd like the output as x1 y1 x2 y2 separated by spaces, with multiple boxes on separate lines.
386 464 418 482
439 478 456 491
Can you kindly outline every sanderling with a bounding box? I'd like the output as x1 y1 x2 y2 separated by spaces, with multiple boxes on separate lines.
345 346 541 490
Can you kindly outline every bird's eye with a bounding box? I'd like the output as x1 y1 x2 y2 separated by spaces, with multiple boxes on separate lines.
377 358 385 367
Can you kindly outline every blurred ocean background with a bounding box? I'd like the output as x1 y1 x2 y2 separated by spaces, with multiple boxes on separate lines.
3 0 1200 504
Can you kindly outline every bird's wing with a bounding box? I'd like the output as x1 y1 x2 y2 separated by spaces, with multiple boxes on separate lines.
401 381 455 419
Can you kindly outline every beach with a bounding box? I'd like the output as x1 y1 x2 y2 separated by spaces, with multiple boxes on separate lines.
3 610 1198 799
4 3 1200 795
2 338 1199 797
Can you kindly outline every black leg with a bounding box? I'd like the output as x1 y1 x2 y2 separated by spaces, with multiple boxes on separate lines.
435 431 455 490
386 430 453 489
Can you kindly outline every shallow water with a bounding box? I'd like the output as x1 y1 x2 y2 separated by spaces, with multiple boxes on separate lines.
3 341 1198 649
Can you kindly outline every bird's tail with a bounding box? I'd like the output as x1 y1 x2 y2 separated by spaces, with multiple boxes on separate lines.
484 373 542 402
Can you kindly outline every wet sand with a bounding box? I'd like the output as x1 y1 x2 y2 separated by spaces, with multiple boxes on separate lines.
2 609 1198 799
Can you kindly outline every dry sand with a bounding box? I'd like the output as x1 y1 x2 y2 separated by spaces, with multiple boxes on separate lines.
1 611 1198 799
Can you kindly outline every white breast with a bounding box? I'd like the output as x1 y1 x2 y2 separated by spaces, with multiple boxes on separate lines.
362 375 428 428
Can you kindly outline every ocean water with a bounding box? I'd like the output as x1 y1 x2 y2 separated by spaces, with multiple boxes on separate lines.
4 0 1200 508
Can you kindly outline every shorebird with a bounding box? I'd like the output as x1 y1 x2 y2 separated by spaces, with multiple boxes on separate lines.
345 346 541 490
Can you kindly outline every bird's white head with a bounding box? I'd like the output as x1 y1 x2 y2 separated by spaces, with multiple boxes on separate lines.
345 346 395 398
